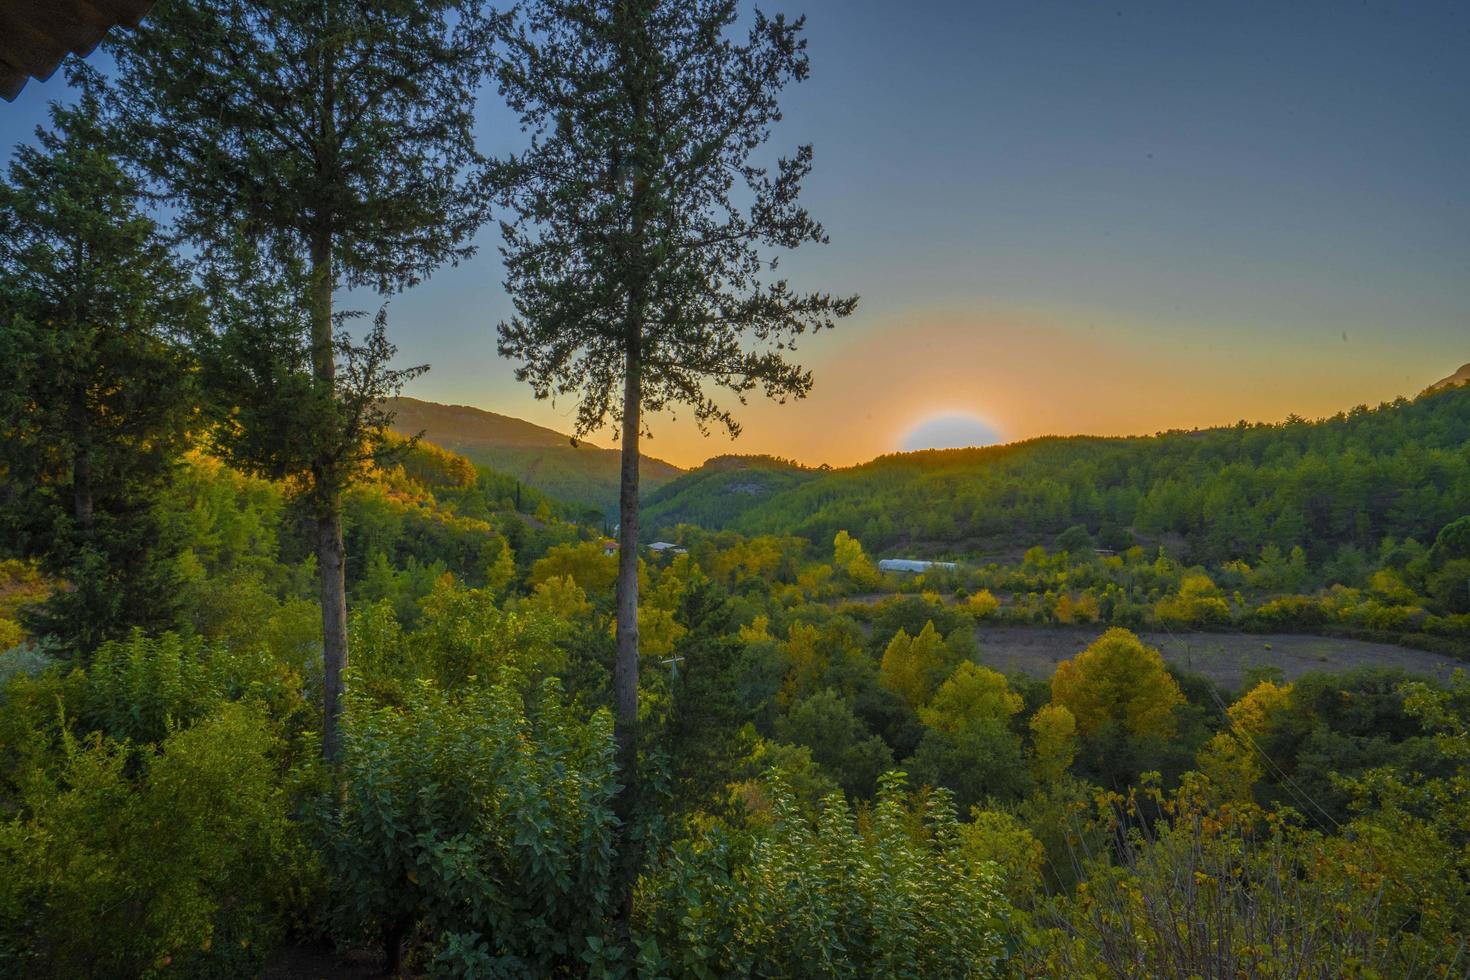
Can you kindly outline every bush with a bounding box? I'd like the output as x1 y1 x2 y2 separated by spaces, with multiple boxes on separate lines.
966 588 1001 619
0 644 54 690
636 772 1011 977
81 630 310 746
327 675 618 974
1428 558 1470 614
0 620 23 652
1030 773 1468 978
1249 595 1327 629
0 703 306 978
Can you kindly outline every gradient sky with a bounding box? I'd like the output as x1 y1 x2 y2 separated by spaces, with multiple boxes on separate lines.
4 1 1467 468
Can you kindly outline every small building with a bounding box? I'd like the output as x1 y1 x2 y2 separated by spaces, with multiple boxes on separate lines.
648 541 687 555
600 539 618 556
878 558 958 574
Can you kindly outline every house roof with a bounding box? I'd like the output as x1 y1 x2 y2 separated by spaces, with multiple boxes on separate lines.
1 0 156 102
878 558 958 573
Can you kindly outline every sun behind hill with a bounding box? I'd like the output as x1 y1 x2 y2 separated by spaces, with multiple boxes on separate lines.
898 412 1004 452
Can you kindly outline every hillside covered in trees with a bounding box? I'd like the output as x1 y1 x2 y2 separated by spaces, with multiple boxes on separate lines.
648 385 1470 568
4 426 1469 974
1 0 1467 977
385 396 683 519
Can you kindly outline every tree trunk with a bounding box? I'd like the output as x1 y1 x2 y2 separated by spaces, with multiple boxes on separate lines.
70 243 94 533
611 316 642 926
382 914 409 977
316 505 348 761
309 227 348 763
71 398 94 531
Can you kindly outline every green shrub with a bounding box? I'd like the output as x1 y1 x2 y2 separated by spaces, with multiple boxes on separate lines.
1029 770 1469 978
328 675 618 975
0 663 83 799
81 630 310 746
1250 594 1327 629
0 703 306 978
636 772 1011 977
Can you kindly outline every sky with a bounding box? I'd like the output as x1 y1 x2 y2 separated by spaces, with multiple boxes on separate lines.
3 0 1467 469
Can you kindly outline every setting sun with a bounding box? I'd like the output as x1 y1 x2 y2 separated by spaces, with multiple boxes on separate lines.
898 412 1003 452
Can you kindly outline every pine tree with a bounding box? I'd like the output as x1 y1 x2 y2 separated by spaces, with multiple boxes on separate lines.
491 0 856 915
0 85 200 652
107 0 497 760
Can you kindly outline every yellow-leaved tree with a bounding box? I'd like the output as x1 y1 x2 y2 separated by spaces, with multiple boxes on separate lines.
1050 628 1183 739
879 621 948 710
528 540 622 594
920 662 1023 737
833 530 881 590
1197 680 1293 804
966 588 1001 619
521 575 593 620
1029 703 1078 785
1154 571 1231 628
779 623 828 709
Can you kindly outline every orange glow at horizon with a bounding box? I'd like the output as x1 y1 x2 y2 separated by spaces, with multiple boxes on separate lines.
628 309 1444 469
429 307 1452 471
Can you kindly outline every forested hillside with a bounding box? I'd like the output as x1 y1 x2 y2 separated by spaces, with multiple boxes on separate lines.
5 430 1469 974
647 386 1470 568
3 0 1468 976
386 396 683 518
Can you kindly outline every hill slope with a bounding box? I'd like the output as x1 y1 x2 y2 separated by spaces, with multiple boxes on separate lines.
643 386 1470 567
641 454 819 529
383 396 683 517
1428 363 1470 392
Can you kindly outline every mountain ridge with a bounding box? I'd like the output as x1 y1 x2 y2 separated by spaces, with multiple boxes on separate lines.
383 395 683 516
1428 363 1470 392
642 383 1470 562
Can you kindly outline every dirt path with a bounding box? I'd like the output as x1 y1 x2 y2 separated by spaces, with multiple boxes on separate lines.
974 626 1464 691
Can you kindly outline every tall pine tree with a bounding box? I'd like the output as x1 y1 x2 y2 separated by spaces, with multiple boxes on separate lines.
0 85 200 652
107 0 497 760
491 0 856 915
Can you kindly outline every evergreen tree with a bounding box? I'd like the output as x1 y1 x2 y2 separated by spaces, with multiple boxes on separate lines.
107 0 497 760
0 87 199 652
490 0 856 913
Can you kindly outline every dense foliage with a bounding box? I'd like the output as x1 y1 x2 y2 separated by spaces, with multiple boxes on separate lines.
0 87 199 650
0 413 1466 974
383 396 683 520
1 1 1466 975
647 387 1470 570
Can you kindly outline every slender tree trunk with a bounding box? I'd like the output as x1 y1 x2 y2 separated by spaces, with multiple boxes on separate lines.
612 308 643 927
382 915 409 976
68 390 96 648
316 502 348 761
309 227 348 763
70 392 94 531
70 244 94 534
611 0 653 931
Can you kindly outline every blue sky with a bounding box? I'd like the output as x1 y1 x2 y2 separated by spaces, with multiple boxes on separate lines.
4 1 1466 466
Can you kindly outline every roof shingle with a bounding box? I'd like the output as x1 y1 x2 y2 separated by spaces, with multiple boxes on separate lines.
1 0 156 101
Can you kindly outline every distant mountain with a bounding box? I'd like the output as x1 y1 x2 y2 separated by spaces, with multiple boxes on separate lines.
382 396 683 517
641 386 1470 566
1427 363 1470 392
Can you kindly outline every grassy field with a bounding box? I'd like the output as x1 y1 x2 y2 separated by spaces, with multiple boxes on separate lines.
973 626 1463 692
